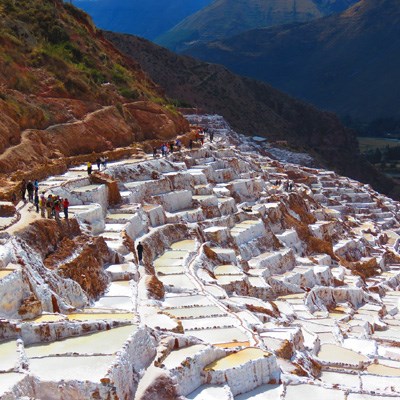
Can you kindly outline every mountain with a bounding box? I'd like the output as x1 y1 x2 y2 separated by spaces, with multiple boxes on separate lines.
71 0 213 40
184 0 400 122
0 0 188 197
156 0 358 52
105 31 400 199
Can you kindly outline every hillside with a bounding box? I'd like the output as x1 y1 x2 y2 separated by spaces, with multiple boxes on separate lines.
156 0 358 52
184 0 400 122
105 31 400 199
71 0 213 40
0 0 188 196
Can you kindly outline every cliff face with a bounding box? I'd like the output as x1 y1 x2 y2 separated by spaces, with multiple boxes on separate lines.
105 32 400 199
0 0 188 191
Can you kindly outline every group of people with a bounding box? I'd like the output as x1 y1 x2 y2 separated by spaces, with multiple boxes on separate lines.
87 156 108 175
19 179 70 220
153 139 182 158
275 179 294 191
40 193 70 221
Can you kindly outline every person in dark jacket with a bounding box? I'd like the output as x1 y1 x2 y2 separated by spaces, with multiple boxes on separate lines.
136 242 144 264
26 180 34 202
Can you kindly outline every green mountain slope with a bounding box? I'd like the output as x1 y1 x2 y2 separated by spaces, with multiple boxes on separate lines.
156 0 358 51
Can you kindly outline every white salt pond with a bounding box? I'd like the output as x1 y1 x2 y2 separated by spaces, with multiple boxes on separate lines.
235 384 282 400
25 325 135 358
29 355 115 382
182 316 237 330
285 384 345 399
320 370 360 389
158 274 196 290
165 306 227 319
317 344 369 366
188 327 249 345
163 294 213 308
0 372 25 394
0 341 18 372
162 345 206 369
186 384 231 400
93 296 132 310
105 281 132 297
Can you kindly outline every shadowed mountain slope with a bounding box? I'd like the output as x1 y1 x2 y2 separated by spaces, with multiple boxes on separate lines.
156 0 358 51
106 31 400 199
184 0 400 122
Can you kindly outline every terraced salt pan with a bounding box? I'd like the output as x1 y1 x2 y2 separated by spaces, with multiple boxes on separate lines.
0 341 18 371
188 327 249 345
0 269 15 279
0 372 25 395
105 281 132 297
361 374 400 393
93 296 132 310
25 325 135 357
162 344 206 370
29 355 115 382
159 274 196 290
171 240 197 251
319 370 360 389
285 384 345 399
216 275 244 285
29 314 65 323
317 344 369 366
182 316 237 330
205 348 270 371
214 265 242 275
66 313 134 321
163 294 213 308
367 363 400 376
165 306 227 319
186 384 231 400
235 384 282 400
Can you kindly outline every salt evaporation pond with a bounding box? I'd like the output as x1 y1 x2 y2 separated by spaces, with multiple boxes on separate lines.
29 355 115 382
171 240 196 251
165 305 227 319
0 373 24 394
205 348 270 371
235 384 283 400
66 312 134 321
187 384 231 399
0 341 18 371
318 344 369 366
285 384 345 399
188 327 249 345
162 345 206 369
25 325 135 357
30 314 65 323
366 363 400 376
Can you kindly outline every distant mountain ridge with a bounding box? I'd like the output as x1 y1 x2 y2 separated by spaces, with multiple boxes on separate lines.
71 0 213 39
156 0 359 51
184 0 400 122
105 31 400 199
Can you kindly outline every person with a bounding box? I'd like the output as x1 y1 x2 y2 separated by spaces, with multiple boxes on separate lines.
153 147 158 158
210 132 214 143
169 141 174 153
34 179 39 195
96 158 101 171
11 192 17 206
189 139 193 150
34 191 39 213
39 192 46 217
63 198 70 220
21 179 27 202
46 195 53 219
136 241 144 264
27 180 34 202
176 139 182 151
102 156 108 169
54 197 61 221
87 161 92 175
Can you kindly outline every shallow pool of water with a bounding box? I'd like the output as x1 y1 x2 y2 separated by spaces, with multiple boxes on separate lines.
162 344 206 370
171 240 196 251
205 348 270 371
318 344 369 366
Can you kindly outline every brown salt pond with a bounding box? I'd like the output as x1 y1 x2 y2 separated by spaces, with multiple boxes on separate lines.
66 312 134 321
204 348 270 371
0 269 15 279
29 314 65 323
171 240 196 251
366 363 400 376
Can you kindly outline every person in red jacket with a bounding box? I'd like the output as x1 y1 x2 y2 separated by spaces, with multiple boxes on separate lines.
63 198 70 220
